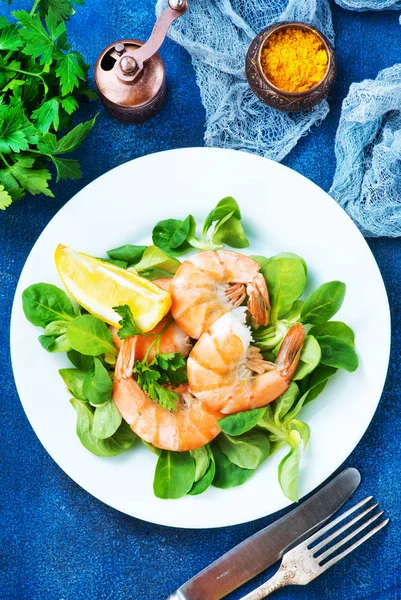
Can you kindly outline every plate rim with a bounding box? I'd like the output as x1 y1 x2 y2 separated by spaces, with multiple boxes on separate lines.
10 147 391 529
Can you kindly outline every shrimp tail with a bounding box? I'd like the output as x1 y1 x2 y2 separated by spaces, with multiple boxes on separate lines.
275 323 305 380
247 273 270 327
114 336 137 382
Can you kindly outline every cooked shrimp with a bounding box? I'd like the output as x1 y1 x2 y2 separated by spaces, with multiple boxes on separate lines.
170 250 270 339
112 316 191 359
187 309 305 414
111 278 191 359
113 336 223 451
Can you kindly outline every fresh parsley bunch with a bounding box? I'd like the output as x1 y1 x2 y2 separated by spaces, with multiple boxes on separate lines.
0 0 97 210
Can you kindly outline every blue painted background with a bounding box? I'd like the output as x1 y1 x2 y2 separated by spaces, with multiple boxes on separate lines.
1 1 401 598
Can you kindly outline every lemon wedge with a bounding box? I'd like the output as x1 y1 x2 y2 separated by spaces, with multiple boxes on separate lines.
55 244 171 332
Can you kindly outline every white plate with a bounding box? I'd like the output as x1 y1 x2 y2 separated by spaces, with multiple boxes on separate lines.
10 148 390 529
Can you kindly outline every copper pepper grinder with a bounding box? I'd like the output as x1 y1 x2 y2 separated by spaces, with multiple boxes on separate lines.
94 0 188 124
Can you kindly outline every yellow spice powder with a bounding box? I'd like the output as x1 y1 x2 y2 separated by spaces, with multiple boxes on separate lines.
261 27 328 93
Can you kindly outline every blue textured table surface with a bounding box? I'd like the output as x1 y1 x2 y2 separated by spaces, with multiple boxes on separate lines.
1 2 401 599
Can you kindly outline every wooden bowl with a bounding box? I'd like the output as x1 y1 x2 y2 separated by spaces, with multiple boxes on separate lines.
245 22 336 112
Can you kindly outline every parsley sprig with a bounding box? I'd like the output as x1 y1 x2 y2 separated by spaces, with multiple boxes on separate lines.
0 0 96 210
134 354 188 412
113 304 145 340
114 304 188 412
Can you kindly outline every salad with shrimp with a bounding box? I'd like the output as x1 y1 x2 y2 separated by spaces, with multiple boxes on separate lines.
22 198 358 502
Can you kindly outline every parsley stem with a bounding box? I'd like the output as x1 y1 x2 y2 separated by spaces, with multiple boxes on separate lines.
142 316 173 365
27 149 51 157
3 67 47 93
3 67 43 80
30 0 40 16
0 154 11 168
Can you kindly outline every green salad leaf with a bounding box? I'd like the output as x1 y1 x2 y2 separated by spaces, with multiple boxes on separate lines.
142 440 161 456
261 256 306 322
92 400 122 440
202 196 241 237
281 299 304 323
153 450 195 499
218 431 270 470
22 282 76 327
278 422 309 503
99 257 128 269
151 197 249 255
273 382 299 426
83 358 112 406
270 252 307 276
278 440 301 502
133 245 181 277
218 407 266 436
300 281 346 325
66 349 94 371
189 445 215 496
211 212 249 248
317 335 359 372
252 321 290 352
152 215 195 256
39 332 71 352
309 321 355 347
67 315 117 356
43 319 70 336
190 446 210 482
71 397 136 457
211 442 254 489
284 365 337 421
291 419 310 448
59 367 87 400
202 197 249 249
293 335 321 381
107 244 146 265
249 255 270 268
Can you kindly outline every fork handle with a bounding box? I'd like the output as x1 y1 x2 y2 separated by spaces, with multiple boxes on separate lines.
239 570 288 599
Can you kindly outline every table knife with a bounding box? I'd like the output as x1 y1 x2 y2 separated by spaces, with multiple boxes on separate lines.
166 467 361 600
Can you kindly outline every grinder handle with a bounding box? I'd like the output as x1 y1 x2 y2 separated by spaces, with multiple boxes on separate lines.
124 0 188 70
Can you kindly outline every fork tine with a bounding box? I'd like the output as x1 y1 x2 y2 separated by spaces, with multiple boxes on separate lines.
305 496 373 548
317 510 384 562
319 518 389 573
312 503 378 554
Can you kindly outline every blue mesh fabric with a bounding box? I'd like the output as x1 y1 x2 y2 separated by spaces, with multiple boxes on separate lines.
330 64 401 237
335 0 401 10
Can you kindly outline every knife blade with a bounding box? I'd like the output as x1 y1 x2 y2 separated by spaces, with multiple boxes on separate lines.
166 468 360 600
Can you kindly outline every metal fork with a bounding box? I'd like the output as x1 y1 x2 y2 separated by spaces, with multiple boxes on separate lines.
239 496 389 599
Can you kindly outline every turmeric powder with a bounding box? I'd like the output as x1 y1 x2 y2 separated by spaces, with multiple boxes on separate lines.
261 27 328 93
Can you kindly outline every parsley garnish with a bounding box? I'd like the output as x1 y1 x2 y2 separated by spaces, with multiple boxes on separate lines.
113 304 144 340
134 353 188 412
0 1 96 210
153 353 188 387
